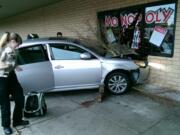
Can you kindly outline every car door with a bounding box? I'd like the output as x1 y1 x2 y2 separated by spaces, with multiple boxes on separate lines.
49 43 102 91
16 44 54 93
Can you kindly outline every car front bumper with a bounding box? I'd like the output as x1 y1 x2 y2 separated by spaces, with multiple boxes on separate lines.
137 66 150 84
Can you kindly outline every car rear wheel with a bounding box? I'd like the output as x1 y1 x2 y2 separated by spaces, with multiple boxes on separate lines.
105 72 130 95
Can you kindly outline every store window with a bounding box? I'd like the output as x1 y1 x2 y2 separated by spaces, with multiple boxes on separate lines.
97 0 177 57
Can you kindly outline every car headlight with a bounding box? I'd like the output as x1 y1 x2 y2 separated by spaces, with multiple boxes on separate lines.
134 60 148 68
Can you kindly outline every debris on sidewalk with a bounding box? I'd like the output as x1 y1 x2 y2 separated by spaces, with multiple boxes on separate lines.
96 84 106 102
80 99 95 108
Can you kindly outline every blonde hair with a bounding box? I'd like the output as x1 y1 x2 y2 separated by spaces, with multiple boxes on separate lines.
0 32 10 48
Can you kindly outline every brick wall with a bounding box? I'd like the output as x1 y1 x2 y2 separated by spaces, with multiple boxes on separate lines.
148 0 180 91
0 0 159 38
0 0 179 91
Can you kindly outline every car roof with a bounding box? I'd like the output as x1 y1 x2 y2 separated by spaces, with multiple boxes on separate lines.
20 37 77 48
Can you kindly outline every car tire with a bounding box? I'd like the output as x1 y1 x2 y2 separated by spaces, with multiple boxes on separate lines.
105 72 130 95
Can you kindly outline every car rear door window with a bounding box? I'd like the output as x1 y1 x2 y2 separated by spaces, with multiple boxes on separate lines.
17 45 48 65
50 44 86 60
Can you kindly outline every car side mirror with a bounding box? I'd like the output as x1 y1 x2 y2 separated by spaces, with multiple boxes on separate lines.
80 52 91 60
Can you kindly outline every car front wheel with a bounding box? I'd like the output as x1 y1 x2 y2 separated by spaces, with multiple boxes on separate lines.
105 72 130 95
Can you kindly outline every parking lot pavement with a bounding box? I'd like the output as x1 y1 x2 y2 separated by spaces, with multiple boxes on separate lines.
1 89 180 135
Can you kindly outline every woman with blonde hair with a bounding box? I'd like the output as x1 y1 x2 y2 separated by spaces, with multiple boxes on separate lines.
0 32 29 135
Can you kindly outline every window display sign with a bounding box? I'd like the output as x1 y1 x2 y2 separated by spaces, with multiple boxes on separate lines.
149 26 167 47
97 0 177 57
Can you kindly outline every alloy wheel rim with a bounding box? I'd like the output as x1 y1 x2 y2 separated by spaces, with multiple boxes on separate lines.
108 75 127 93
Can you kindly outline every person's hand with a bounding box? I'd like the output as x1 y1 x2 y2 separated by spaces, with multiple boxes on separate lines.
15 66 23 72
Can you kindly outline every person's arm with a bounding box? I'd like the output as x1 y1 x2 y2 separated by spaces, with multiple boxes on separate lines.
0 51 9 69
0 49 6 61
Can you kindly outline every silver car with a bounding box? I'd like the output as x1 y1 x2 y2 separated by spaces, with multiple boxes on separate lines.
16 37 149 95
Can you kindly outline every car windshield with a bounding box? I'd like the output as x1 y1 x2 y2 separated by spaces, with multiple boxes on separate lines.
75 39 125 57
74 38 137 58
74 39 107 56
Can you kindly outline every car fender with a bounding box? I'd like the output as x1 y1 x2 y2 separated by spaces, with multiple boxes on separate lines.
100 60 139 84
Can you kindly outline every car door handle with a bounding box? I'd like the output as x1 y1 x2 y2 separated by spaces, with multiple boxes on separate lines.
54 65 64 69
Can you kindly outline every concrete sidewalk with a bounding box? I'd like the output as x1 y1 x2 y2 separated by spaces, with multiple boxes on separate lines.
133 84 180 105
0 90 180 135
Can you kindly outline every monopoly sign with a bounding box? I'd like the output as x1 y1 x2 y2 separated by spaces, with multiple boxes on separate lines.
105 7 174 27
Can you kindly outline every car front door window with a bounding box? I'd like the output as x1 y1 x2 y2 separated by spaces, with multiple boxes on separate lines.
50 44 86 60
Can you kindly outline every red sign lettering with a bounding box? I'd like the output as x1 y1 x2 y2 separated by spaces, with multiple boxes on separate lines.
120 13 141 27
105 16 118 27
104 7 174 27
145 8 174 24
146 11 154 23
163 8 174 22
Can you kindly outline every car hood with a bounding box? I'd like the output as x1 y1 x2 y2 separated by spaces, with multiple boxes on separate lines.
100 58 139 70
